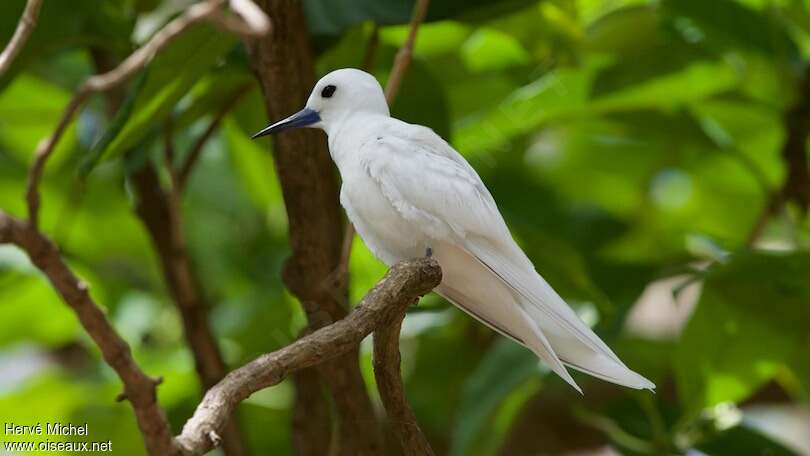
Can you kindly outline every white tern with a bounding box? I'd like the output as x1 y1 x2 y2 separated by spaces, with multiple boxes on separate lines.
253 68 654 392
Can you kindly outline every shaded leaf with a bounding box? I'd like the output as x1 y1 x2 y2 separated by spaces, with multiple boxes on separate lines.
450 338 540 456
675 252 810 415
99 24 236 161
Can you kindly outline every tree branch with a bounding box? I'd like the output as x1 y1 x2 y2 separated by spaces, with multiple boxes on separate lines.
130 163 248 456
747 68 810 246
24 0 270 229
247 1 384 453
291 361 333 456
0 211 178 455
373 315 436 456
212 0 272 38
87 43 248 455
0 0 43 77
175 258 442 455
1 209 442 456
384 0 430 103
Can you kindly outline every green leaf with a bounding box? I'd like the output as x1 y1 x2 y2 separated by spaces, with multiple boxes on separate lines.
80 70 149 174
662 0 799 62
0 74 78 167
0 270 80 347
675 252 810 415
389 59 452 139
0 0 133 87
99 24 236 161
304 0 537 36
223 117 283 216
453 57 605 154
453 56 740 155
173 68 253 131
460 28 531 73
450 338 540 456
585 5 662 55
589 61 740 113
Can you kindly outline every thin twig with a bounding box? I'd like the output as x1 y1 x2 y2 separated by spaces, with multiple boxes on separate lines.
384 0 430 103
131 162 250 455
373 315 436 456
177 85 251 190
175 258 442 455
0 211 178 455
2 209 441 456
25 0 270 229
0 0 44 76
747 69 810 246
361 25 380 72
746 193 784 247
336 0 431 287
225 0 272 37
10 0 270 453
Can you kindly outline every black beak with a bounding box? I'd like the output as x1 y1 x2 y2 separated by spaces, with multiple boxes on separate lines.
251 108 321 139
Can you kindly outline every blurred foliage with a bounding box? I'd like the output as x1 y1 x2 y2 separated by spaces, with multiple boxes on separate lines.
1 0 810 454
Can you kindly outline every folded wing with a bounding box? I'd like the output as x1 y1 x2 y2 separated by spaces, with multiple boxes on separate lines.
364 121 654 391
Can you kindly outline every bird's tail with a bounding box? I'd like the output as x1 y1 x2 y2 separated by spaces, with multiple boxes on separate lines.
432 240 654 392
519 302 654 390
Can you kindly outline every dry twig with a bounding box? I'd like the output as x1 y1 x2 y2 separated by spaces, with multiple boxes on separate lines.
175 258 442 454
24 0 270 229
0 0 44 76
373 315 436 455
1 208 441 455
747 69 810 246
5 1 270 454
0 211 178 455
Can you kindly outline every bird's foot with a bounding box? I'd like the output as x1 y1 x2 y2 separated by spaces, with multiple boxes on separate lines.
425 246 433 258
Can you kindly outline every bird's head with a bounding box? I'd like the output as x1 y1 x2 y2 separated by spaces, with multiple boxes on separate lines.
252 68 389 139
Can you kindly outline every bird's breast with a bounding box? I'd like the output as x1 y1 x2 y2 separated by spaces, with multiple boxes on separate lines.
339 168 426 265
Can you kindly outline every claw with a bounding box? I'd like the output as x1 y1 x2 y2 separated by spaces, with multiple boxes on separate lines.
425 246 433 258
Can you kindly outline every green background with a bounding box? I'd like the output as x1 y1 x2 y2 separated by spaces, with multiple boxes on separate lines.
1 0 809 454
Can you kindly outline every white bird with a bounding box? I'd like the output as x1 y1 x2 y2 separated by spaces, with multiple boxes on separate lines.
253 68 654 392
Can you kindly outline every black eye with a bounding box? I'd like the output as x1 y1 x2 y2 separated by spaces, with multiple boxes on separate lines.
321 85 337 98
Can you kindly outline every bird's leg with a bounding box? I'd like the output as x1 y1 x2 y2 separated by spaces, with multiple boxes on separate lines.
407 246 434 310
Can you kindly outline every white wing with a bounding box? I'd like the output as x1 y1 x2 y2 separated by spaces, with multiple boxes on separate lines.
362 120 654 391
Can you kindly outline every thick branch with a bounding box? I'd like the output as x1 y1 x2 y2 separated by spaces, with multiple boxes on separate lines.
0 211 177 455
247 1 383 453
87 42 248 453
373 316 436 456
291 365 333 456
175 258 442 455
24 0 270 229
0 0 43 76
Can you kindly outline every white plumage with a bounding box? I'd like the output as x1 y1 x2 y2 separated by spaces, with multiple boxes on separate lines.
254 68 655 392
